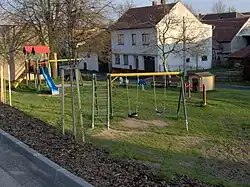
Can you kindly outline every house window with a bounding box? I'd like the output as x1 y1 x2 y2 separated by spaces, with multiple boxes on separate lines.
142 33 150 45
186 58 190 63
123 55 129 65
132 34 136 45
118 34 124 45
202 55 208 61
115 54 120 64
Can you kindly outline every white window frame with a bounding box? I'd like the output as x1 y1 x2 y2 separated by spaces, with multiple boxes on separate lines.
118 34 124 45
132 34 136 45
123 54 129 65
142 33 150 45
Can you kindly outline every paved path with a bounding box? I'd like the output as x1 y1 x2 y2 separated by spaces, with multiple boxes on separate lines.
0 139 64 187
216 84 250 90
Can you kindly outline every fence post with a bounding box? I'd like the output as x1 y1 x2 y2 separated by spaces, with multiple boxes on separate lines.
8 65 12 106
91 74 95 129
1 65 4 103
203 84 207 106
61 69 65 135
188 80 191 99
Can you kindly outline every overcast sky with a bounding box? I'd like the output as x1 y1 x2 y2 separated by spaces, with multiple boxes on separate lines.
114 0 249 13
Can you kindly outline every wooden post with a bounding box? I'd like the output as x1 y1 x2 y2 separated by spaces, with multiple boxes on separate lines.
203 84 207 106
70 66 76 138
8 65 12 106
52 53 58 79
187 80 191 99
61 69 65 135
75 68 85 142
92 74 95 129
0 65 3 103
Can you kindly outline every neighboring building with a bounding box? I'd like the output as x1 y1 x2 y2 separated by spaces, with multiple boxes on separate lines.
202 17 250 65
201 12 246 20
111 1 213 72
200 12 250 20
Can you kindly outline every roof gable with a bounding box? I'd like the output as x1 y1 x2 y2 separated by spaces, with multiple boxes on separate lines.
230 45 250 58
111 3 176 30
202 12 244 20
203 17 249 42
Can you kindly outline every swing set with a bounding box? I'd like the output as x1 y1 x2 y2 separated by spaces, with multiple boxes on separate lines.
105 72 188 131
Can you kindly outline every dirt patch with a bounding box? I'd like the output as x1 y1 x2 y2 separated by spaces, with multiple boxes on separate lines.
121 119 169 129
0 104 220 187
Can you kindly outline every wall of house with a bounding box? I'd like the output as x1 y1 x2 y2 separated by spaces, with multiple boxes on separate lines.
111 28 158 70
78 53 99 71
231 18 250 53
111 2 212 72
156 2 213 71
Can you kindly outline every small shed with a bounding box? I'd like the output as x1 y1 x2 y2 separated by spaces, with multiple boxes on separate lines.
188 72 215 92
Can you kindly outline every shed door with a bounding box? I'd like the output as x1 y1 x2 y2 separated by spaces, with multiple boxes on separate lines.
192 78 199 92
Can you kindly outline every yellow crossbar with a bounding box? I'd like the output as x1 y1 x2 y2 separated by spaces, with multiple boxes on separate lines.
49 58 85 63
109 72 182 77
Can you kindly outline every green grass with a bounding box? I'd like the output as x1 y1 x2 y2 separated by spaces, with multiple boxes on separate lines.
8 81 250 187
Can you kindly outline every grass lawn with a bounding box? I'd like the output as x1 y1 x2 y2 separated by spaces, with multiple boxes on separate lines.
8 81 250 187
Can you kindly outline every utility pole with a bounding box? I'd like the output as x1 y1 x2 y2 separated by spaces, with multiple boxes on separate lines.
182 16 187 79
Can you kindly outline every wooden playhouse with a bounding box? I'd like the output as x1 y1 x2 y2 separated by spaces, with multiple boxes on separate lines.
188 72 215 92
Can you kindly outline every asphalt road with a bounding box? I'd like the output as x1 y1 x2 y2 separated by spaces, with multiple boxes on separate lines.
0 139 64 187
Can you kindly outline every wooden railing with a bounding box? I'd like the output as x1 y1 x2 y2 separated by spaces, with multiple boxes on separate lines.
14 62 26 81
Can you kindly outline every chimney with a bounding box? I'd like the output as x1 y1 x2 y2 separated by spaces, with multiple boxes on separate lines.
161 0 166 4
152 1 157 6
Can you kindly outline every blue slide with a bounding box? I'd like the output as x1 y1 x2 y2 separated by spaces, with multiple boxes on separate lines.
40 67 59 95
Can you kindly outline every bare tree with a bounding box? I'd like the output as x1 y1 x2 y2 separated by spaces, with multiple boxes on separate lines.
115 0 136 18
149 8 210 76
212 0 236 13
0 12 35 80
0 0 113 59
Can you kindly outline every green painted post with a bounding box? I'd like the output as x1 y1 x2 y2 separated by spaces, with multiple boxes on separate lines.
181 76 188 132
91 74 95 129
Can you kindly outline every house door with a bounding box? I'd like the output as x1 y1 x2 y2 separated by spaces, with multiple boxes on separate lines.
134 56 139 71
144 56 155 72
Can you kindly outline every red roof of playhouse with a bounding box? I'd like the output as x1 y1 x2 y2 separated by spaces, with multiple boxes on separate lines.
23 46 50 54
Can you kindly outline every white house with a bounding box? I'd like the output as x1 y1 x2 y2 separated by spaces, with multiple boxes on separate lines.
111 1 213 72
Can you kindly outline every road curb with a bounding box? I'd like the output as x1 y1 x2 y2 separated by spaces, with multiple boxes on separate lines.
0 129 93 187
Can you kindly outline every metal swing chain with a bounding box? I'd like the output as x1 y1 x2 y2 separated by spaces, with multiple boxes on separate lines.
136 76 139 113
126 76 131 115
153 75 158 111
163 75 167 112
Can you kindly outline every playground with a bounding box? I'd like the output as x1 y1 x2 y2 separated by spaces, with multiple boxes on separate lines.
0 45 248 187
0 72 249 187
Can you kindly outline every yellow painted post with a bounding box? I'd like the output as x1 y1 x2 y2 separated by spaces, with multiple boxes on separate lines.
109 72 181 77
53 53 58 79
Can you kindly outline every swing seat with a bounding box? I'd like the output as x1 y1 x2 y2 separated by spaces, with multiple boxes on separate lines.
128 112 138 118
156 110 164 115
